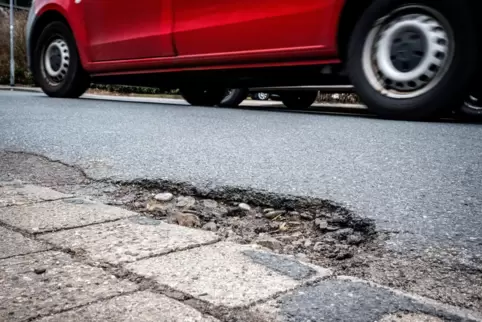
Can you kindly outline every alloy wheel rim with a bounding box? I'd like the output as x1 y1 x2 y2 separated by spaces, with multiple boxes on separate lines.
362 5 454 99
42 38 70 85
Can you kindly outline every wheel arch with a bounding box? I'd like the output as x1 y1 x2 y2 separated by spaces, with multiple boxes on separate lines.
28 9 70 73
336 0 373 64
28 5 90 76
337 0 482 66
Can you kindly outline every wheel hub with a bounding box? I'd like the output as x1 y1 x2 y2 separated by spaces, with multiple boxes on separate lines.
258 93 269 100
43 39 70 84
389 28 426 72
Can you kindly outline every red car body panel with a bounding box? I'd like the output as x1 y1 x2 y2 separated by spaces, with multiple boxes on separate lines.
81 0 175 61
172 0 339 55
30 0 347 75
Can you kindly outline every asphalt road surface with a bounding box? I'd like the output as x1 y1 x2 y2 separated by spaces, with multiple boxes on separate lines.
1 90 481 264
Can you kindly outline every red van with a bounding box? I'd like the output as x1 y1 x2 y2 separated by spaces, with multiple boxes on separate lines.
26 0 480 120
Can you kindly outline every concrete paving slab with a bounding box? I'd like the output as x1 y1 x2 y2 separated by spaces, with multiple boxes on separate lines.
0 251 137 322
36 291 219 322
0 226 50 259
0 198 135 233
126 242 330 308
40 216 220 264
0 182 72 207
249 278 481 322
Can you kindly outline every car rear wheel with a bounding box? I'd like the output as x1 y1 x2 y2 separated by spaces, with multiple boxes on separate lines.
219 88 249 107
252 92 270 100
347 0 477 120
280 91 318 109
180 87 227 106
33 21 90 98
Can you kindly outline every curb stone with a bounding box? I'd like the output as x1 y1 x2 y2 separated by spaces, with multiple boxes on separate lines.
125 241 331 308
0 197 136 233
0 226 51 259
35 291 220 322
0 85 41 93
39 216 220 265
0 181 73 207
0 251 137 321
0 85 367 109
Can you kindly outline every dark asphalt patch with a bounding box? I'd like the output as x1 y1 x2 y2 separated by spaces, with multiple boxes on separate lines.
276 279 475 322
243 250 317 280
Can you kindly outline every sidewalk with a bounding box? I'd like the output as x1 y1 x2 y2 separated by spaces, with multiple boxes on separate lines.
0 180 480 322
0 85 367 110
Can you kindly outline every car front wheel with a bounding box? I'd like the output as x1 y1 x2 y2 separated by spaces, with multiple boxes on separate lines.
347 0 477 120
33 21 90 98
219 88 248 107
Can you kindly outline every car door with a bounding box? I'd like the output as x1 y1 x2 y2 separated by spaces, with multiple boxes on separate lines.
172 0 338 57
81 0 175 61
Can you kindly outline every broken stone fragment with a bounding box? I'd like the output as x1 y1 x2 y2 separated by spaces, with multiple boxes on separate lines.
202 222 218 232
34 267 47 275
213 206 229 217
255 234 283 251
327 214 350 225
336 251 353 260
332 228 354 240
202 199 218 209
198 209 215 221
154 192 174 202
174 212 201 228
314 218 328 230
238 203 251 211
133 201 144 209
264 210 285 219
226 206 248 217
347 232 365 245
176 196 196 209
313 242 325 252
300 212 314 220
146 200 171 213
315 218 342 232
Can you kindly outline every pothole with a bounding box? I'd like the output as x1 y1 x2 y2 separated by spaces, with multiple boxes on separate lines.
104 183 379 267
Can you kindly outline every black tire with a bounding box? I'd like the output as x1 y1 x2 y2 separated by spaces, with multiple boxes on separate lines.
33 21 90 98
460 93 482 120
280 91 318 109
346 0 477 120
219 88 249 107
180 87 227 106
